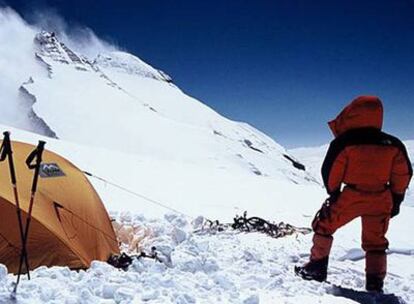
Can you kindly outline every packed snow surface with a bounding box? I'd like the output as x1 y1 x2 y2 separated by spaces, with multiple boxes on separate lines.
0 126 413 304
1 211 413 304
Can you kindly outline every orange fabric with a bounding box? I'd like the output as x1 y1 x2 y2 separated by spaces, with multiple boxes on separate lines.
366 251 387 279
326 96 412 195
310 234 333 261
328 96 383 137
311 187 392 276
390 149 413 194
327 145 409 194
0 141 120 273
310 96 411 281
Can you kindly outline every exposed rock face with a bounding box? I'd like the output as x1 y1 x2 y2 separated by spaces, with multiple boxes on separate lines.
18 84 58 138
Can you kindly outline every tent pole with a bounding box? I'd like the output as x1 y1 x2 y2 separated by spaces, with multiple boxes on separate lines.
14 140 45 293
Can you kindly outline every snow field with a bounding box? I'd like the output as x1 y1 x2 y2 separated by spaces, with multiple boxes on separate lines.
1 209 414 303
0 124 323 222
0 213 353 304
0 9 413 303
0 125 413 303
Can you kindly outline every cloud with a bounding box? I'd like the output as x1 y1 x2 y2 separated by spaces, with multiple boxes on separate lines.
0 7 44 129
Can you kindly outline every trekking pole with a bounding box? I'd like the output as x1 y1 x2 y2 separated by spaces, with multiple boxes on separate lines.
14 140 45 292
0 132 31 283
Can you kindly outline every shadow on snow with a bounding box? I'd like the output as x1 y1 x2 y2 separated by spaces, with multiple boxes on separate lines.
328 285 406 304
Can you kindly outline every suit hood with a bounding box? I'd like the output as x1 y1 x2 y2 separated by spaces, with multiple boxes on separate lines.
328 96 384 137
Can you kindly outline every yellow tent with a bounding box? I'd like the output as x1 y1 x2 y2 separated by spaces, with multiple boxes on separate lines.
0 141 119 273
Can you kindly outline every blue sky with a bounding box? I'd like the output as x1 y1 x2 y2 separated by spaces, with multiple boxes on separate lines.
4 0 414 147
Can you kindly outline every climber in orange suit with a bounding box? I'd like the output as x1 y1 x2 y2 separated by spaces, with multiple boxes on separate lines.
295 96 412 292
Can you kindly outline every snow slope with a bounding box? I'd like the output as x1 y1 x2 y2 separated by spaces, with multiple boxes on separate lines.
0 126 413 304
0 12 316 187
0 125 323 222
289 145 328 185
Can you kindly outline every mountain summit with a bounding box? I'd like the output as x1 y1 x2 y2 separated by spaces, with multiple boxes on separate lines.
1 28 315 184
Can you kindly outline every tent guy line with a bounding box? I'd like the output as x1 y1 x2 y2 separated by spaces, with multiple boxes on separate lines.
83 171 193 219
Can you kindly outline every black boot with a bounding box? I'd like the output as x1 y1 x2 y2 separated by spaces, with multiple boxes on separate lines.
295 257 328 282
366 275 384 293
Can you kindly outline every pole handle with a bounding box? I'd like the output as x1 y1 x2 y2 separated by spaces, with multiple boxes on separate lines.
26 141 46 170
0 131 11 161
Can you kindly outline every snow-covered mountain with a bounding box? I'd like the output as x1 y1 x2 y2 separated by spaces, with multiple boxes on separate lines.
0 7 326 220
1 8 414 304
2 125 414 304
1 11 315 186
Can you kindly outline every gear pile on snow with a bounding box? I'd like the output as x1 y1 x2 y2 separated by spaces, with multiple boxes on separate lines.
194 211 312 238
107 248 162 270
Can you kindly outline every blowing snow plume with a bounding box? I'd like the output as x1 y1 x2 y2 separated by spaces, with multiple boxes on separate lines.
0 6 117 136
0 7 44 132
27 7 118 59
0 6 316 185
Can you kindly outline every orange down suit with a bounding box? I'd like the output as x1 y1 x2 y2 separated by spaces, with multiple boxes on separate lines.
310 96 412 281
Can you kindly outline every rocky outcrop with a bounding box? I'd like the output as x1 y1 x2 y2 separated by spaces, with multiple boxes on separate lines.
18 83 58 138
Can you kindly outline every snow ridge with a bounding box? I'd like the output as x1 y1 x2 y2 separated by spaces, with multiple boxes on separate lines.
34 31 92 71
95 51 173 83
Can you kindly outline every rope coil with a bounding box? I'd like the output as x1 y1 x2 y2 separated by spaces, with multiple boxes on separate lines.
195 211 312 238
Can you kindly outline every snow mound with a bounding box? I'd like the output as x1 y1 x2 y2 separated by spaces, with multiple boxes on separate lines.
1 212 414 303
